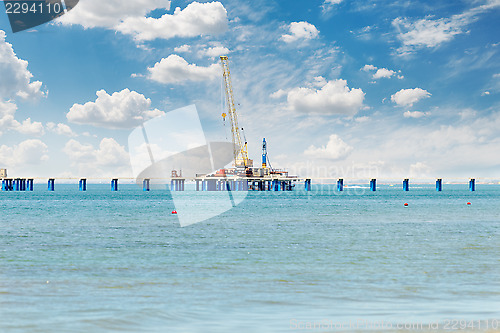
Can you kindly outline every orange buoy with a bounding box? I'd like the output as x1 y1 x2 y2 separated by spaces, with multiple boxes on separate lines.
467 202 471 205
404 203 409 207
172 210 178 214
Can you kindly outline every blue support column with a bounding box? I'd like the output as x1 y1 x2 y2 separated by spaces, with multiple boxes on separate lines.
20 179 26 191
2 180 6 191
469 179 476 192
403 179 409 191
305 179 311 192
143 179 150 191
8 179 13 191
370 179 377 192
27 179 33 191
48 179 55 191
111 179 118 191
337 179 344 192
436 179 442 192
13 179 20 191
79 179 87 191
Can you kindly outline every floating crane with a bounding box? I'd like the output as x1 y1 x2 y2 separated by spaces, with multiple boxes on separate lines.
220 56 252 169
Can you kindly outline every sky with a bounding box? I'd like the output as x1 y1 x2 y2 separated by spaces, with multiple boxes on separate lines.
0 0 499 180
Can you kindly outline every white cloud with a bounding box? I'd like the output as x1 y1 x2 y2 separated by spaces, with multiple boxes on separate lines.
0 101 45 136
322 0 343 12
174 44 191 53
281 21 319 43
304 134 353 160
13 118 45 136
0 30 45 100
199 46 230 59
392 1 500 54
361 64 399 79
391 88 431 107
58 0 171 29
361 64 377 72
64 138 131 176
147 55 219 84
116 1 228 41
287 79 365 115
0 139 48 167
270 89 287 99
46 122 77 137
403 111 431 118
67 88 164 128
373 68 396 79
355 116 370 123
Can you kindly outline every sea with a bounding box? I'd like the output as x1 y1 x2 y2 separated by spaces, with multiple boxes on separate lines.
0 183 499 332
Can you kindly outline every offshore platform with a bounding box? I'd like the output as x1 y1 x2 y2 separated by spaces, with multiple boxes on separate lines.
191 56 306 192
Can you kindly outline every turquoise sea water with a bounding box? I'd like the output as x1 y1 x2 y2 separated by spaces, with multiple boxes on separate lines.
0 184 499 332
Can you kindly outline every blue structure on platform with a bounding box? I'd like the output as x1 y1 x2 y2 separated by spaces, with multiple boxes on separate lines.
370 179 376 192
79 179 87 191
48 179 55 191
403 179 410 191
111 179 118 191
436 179 443 192
337 179 344 192
469 179 476 192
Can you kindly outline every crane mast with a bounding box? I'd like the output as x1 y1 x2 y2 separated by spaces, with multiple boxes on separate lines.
220 56 251 169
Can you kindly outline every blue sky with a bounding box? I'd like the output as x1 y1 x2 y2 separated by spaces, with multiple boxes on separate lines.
0 0 499 180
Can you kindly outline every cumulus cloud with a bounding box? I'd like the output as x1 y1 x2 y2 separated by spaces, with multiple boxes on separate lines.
392 1 500 54
0 30 45 100
66 88 164 128
281 21 319 43
63 138 131 176
0 139 48 167
270 89 287 99
116 1 228 41
198 46 230 59
46 122 77 137
391 88 431 107
361 64 399 80
403 111 431 118
304 134 353 160
174 44 191 53
361 64 377 72
373 68 396 79
287 79 365 115
147 55 219 84
0 101 45 136
13 118 45 136
58 0 171 29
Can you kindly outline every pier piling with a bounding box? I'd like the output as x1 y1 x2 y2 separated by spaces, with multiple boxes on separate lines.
469 179 476 192
143 179 150 191
370 179 377 192
436 179 442 192
48 179 55 191
111 179 118 191
337 179 344 192
403 179 409 191
79 179 87 191
305 179 311 192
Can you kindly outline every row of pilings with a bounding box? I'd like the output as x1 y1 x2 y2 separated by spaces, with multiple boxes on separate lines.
1 178 478 192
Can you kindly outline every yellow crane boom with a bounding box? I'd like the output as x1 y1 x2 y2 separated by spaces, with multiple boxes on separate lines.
220 56 251 168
